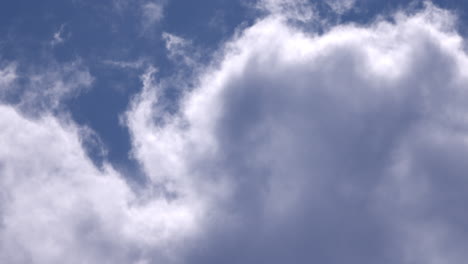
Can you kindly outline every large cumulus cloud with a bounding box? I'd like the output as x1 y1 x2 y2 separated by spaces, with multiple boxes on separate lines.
2 2 468 264
0 105 204 263
127 3 468 263
0 66 201 264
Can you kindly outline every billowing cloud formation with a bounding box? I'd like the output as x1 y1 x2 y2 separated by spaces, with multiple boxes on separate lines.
127 3 468 263
0 66 200 264
0 101 203 264
2 2 468 264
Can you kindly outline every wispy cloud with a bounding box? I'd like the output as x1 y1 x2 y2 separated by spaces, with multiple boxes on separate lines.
326 0 356 14
141 0 166 32
2 2 468 264
162 32 197 66
0 63 17 87
50 24 69 46
257 0 317 22
102 58 147 70
0 59 92 114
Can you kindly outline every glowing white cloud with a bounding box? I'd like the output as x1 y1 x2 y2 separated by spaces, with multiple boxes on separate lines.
126 3 468 263
0 99 203 264
0 66 201 264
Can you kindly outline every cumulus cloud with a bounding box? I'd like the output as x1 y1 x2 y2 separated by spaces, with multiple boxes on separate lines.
126 2 468 263
0 105 203 264
2 2 468 264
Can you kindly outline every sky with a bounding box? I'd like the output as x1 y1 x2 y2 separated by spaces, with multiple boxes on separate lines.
1 0 468 263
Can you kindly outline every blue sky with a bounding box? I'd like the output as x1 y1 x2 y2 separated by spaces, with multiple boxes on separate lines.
2 0 468 263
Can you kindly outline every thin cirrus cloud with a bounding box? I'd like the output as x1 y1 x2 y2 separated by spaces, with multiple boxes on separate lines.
1 2 468 264
0 60 93 114
0 63 17 87
257 0 318 22
325 0 356 14
141 0 166 31
50 24 68 46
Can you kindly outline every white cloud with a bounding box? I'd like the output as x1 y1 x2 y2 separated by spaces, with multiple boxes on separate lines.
141 1 165 30
1 60 94 114
126 3 468 263
102 58 147 70
0 96 203 264
162 32 197 66
0 63 17 88
257 0 317 22
50 24 68 46
0 56 206 263
162 32 188 54
2 2 468 264
326 0 356 14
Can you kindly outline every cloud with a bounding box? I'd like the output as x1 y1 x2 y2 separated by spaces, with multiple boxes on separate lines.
0 63 17 88
0 104 203 264
2 2 468 264
162 32 198 66
126 2 468 263
257 0 317 22
0 57 203 264
141 0 165 31
50 24 68 46
0 60 93 114
326 0 356 14
102 59 147 70
162 32 189 56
